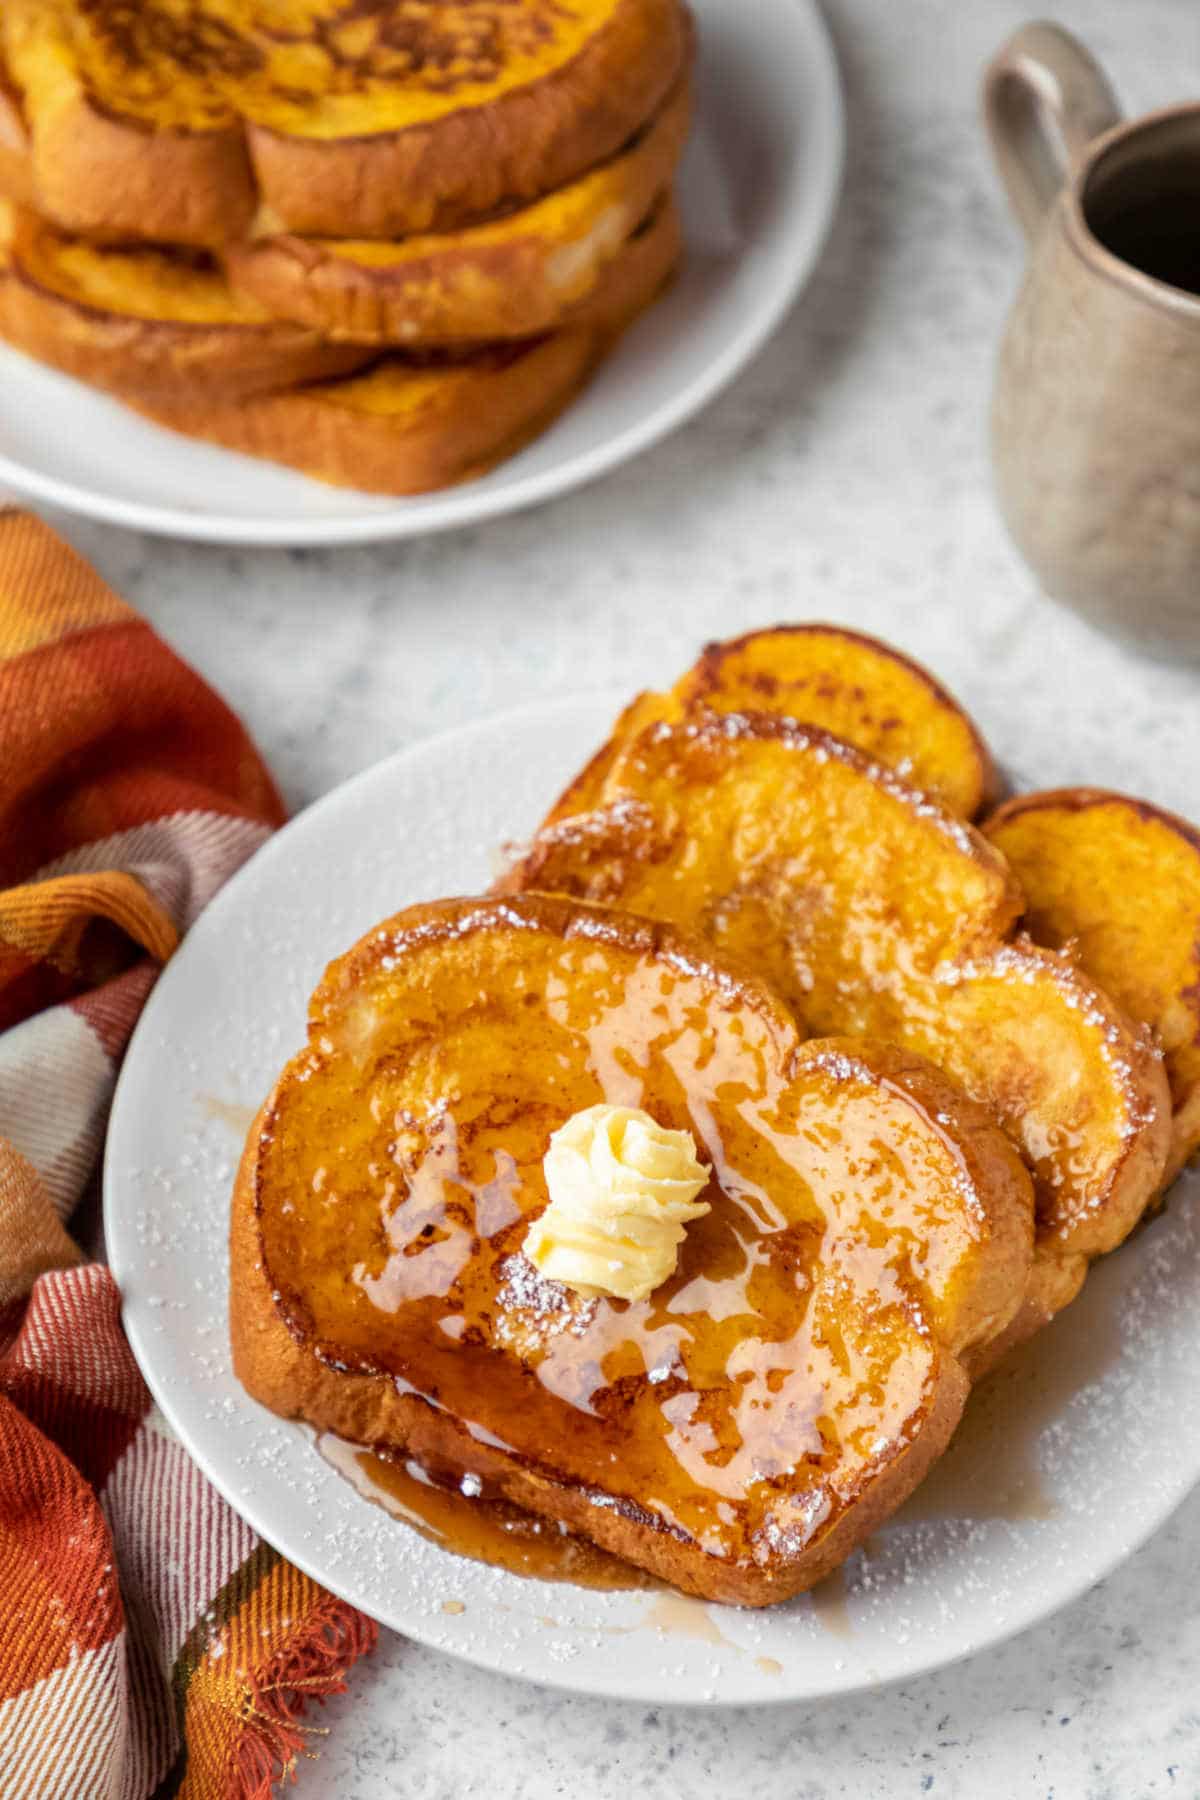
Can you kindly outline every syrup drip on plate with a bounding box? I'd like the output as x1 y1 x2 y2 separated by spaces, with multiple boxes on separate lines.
316 1433 652 1591
196 1092 258 1136
317 1432 859 1663
808 1565 852 1637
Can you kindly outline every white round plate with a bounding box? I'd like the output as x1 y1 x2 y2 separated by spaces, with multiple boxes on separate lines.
0 1 842 547
105 695 1200 1705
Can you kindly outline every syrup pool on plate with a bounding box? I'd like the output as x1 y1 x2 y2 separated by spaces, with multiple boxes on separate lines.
317 1433 653 1590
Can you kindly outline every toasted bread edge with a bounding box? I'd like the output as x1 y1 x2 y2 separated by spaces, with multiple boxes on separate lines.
225 76 691 346
678 624 1002 818
0 208 369 398
244 0 689 239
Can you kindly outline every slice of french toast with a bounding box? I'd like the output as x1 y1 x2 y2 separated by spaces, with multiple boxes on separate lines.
233 894 1033 1606
224 76 690 346
499 716 1171 1369
0 201 368 399
546 626 1000 824
130 195 681 495
986 788 1200 1184
1 0 687 246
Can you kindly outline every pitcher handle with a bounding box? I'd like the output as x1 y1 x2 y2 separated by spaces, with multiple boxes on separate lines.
983 22 1122 243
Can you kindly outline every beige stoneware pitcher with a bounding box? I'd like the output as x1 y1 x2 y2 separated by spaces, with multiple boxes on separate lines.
987 22 1200 652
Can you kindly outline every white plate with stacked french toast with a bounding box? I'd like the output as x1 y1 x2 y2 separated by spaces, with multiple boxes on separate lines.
0 0 842 544
105 626 1200 1704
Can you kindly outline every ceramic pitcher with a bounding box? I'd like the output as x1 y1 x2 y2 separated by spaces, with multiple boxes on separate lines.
987 22 1200 652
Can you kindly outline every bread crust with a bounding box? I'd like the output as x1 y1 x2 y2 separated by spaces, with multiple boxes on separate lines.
34 103 255 249
232 893 1033 1606
3 0 686 247
545 626 1001 824
129 197 680 495
985 786 1200 1185
133 332 594 495
0 205 368 399
244 0 687 239
679 625 1002 818
225 79 690 346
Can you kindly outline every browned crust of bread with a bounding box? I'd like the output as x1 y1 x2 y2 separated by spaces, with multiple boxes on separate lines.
225 80 689 346
549 186 681 335
985 786 1200 1185
232 892 1033 1605
988 785 1200 844
544 626 1002 827
680 625 1003 818
245 0 688 240
7 0 685 248
127 197 680 495
850 1041 1033 1357
30 99 255 250
132 330 597 495
0 209 369 399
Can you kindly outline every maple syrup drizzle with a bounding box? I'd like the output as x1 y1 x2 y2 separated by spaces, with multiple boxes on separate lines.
316 1434 652 1590
808 1566 852 1637
196 1092 257 1136
641 1589 735 1643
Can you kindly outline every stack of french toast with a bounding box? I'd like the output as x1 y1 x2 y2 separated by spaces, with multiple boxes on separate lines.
233 626 1200 1607
0 1 691 493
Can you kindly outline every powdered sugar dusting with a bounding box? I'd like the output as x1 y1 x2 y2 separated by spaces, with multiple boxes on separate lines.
495 1252 596 1339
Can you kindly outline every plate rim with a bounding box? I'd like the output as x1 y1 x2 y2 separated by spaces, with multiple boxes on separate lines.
0 0 844 547
104 691 1200 1707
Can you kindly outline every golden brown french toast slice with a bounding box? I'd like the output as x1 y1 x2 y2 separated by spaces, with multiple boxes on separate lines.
1 0 687 246
499 716 1171 1366
225 77 690 347
547 626 999 824
0 201 367 399
132 196 681 495
233 894 1033 1605
986 788 1200 1184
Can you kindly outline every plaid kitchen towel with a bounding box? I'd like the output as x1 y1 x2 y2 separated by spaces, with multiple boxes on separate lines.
0 511 377 1799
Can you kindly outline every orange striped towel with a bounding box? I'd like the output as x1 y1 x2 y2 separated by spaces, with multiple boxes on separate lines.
0 511 377 1798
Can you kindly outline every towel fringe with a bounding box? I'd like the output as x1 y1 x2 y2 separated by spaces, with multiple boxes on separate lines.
231 1598 379 1797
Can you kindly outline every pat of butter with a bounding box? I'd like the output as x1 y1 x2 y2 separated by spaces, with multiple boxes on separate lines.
524 1105 710 1303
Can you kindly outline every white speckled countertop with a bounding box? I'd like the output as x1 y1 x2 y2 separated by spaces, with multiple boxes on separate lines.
33 2 1200 1793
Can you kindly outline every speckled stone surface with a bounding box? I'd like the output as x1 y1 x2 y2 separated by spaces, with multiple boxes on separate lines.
27 1 1200 1793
